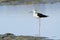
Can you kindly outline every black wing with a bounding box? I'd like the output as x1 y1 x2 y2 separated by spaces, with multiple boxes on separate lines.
37 13 48 18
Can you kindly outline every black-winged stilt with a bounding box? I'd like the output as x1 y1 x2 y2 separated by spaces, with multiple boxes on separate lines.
32 10 48 37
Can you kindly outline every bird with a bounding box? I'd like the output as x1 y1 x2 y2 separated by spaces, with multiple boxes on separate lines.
32 10 48 18
32 10 48 37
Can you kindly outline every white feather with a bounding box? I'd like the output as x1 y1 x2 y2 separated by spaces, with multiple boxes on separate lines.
33 10 39 18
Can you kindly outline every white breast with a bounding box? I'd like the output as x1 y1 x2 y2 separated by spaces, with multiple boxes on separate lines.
33 13 39 18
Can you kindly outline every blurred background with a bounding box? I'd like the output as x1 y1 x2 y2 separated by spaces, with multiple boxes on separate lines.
0 0 60 40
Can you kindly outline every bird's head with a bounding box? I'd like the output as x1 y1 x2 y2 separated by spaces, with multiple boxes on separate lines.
29 9 37 14
32 9 37 14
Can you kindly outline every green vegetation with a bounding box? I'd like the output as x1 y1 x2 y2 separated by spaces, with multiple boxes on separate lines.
0 33 54 40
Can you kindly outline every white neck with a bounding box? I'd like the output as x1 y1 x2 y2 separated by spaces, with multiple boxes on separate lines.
33 10 39 18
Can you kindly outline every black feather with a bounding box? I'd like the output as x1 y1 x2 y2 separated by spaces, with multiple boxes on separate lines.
37 13 48 18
